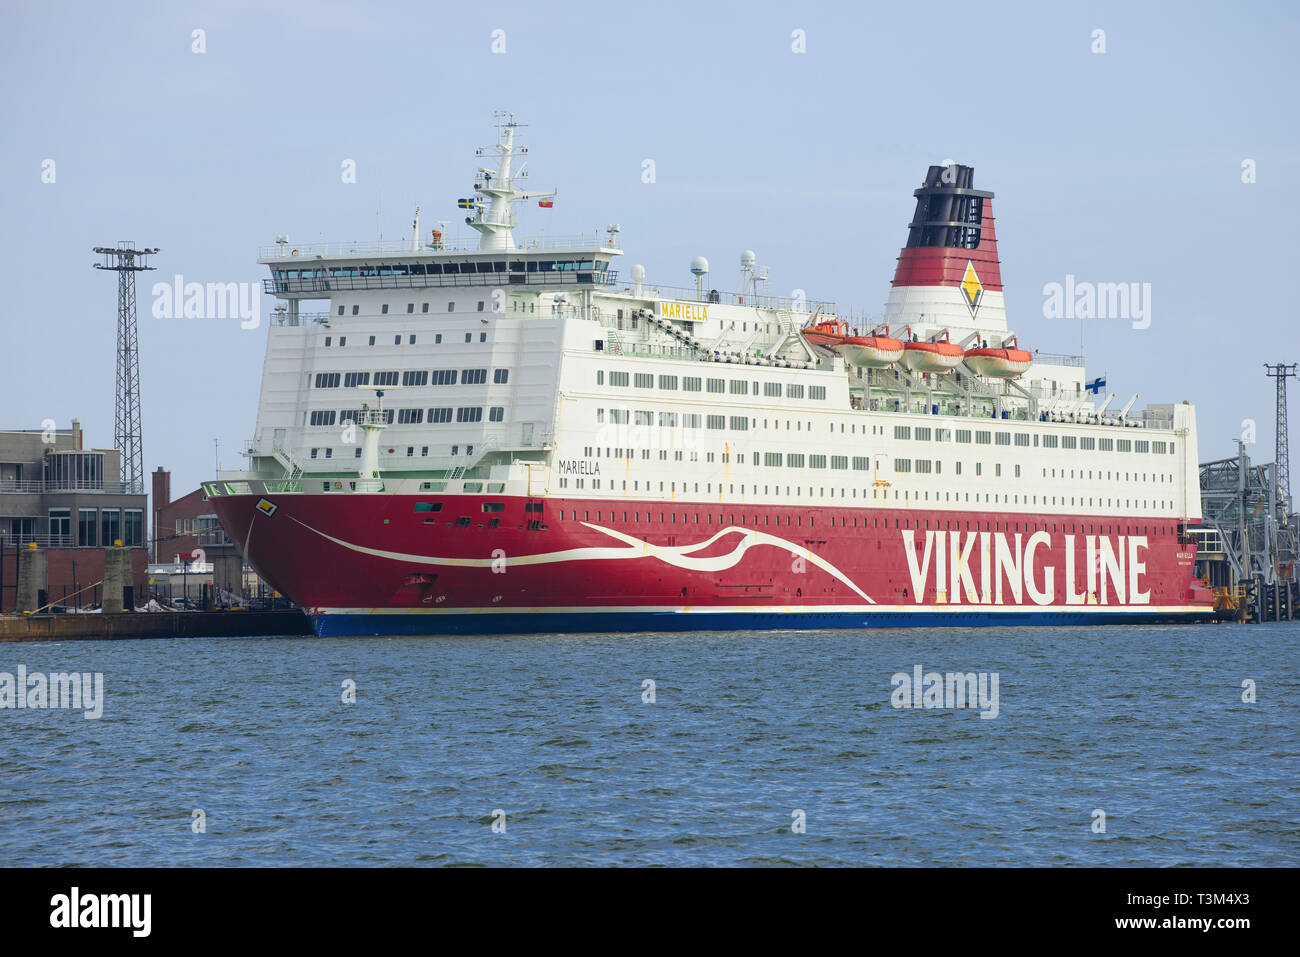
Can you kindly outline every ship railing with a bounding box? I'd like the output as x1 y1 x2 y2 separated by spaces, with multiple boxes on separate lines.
606 281 834 314
258 234 617 259
1028 352 1085 368
264 270 617 296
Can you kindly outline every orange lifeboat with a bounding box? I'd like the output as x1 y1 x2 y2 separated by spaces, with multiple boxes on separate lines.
801 319 903 368
901 330 964 373
963 336 1033 378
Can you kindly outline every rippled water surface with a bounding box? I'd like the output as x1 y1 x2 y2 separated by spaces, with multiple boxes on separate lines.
1 623 1295 866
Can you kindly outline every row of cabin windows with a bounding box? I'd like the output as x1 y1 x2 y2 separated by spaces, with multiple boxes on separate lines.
323 331 492 347
596 370 827 401
310 441 483 460
893 424 1175 455
550 508 1175 539
309 407 504 426
335 300 500 317
314 368 506 389
551 476 1178 512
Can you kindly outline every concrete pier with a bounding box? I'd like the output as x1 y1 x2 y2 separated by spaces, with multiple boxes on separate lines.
102 546 132 613
16 545 46 613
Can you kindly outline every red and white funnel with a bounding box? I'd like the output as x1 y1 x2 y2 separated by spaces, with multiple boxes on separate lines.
882 164 1007 339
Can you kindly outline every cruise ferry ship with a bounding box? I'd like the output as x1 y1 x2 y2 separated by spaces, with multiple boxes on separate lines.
208 115 1215 635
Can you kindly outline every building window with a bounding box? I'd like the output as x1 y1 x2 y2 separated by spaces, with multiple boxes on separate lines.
382 304 389 314
337 305 345 316
407 303 414 313
494 368 509 384
324 337 332 347
477 301 485 312
422 303 429 313
99 509 121 547
78 508 97 546
369 335 376 346
448 302 455 312
123 509 144 547
489 407 504 422
352 305 359 315
409 335 416 344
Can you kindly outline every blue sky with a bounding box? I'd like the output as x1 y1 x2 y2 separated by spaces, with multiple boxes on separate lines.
2 0 1296 494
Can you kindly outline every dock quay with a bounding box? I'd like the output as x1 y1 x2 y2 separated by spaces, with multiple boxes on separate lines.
0 609 311 643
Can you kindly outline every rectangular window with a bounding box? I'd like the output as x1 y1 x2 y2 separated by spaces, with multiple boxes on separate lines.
1062 435 1078 449
707 378 725 393
123 509 144 547
658 412 678 427
787 453 805 468
975 431 992 445
610 409 630 424
610 371 630 387
397 408 424 424
852 456 869 470
309 410 337 426
489 407 504 422
343 372 370 388
99 508 120 546
1042 434 1059 448
764 382 782 397
729 379 748 395
809 455 827 469
706 415 726 430
785 383 805 399
682 413 701 429
635 373 654 388
314 372 341 388
995 432 1011 446
894 459 911 473
1081 436 1096 450
456 407 484 423
462 368 488 385
683 376 702 392
634 410 654 426
1015 433 1031 447
830 455 848 470
431 369 458 386
429 407 453 423
1099 438 1114 451
493 369 509 384
894 426 911 440
914 427 932 441
809 385 826 400
729 416 749 431
956 429 972 443
764 452 783 467
78 508 97 546
1117 439 1132 452
414 502 443 513
402 370 429 387
658 375 678 390
373 371 399 386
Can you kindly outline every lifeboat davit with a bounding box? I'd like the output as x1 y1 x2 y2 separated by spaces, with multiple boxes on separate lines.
800 319 903 368
963 336 1033 378
901 331 964 373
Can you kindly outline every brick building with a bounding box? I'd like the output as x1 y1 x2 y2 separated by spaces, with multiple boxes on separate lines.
151 467 247 595
0 419 148 611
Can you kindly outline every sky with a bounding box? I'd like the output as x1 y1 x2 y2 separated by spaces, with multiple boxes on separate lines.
2 0 1297 495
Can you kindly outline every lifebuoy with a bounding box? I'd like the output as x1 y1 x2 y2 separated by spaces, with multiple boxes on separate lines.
333 481 342 489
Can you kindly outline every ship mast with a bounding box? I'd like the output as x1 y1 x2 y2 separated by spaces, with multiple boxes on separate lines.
469 112 555 252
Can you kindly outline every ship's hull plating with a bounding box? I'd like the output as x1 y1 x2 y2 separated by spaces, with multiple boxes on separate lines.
212 492 1216 636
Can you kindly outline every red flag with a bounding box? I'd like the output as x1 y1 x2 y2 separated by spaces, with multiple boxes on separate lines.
538 200 553 208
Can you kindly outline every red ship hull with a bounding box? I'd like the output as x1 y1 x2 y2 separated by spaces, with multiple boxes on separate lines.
211 492 1215 636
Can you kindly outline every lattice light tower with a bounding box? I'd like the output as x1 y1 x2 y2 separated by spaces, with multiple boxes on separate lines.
1265 362 1297 515
94 243 159 493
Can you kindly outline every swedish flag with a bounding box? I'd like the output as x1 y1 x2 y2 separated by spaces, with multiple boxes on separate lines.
457 198 476 209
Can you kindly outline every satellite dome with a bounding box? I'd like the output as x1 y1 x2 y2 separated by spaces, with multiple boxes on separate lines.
631 264 646 282
690 256 709 277
740 250 756 268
